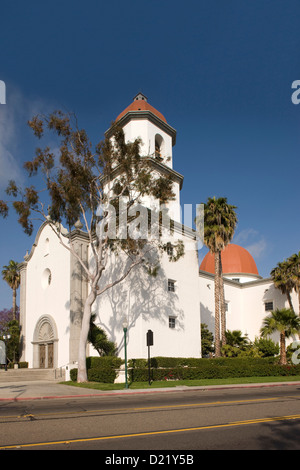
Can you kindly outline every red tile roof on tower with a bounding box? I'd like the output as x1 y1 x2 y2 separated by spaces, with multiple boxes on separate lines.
116 93 167 123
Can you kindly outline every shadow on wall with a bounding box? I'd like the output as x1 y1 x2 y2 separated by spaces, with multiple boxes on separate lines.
93 247 184 354
263 284 290 311
200 302 214 334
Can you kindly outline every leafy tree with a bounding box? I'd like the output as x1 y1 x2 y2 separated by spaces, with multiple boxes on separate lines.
2 260 20 321
0 319 20 365
6 320 20 364
0 111 184 382
88 314 117 356
198 197 237 356
0 307 19 336
260 308 300 365
201 323 214 356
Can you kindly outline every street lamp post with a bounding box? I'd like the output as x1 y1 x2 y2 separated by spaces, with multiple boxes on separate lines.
122 320 128 389
3 334 11 371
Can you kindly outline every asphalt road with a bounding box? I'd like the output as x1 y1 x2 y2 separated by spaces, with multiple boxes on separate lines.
1 384 300 452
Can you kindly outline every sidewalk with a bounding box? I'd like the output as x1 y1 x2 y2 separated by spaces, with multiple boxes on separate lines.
1 380 300 401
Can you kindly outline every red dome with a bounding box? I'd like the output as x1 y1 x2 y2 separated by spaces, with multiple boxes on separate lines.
116 93 167 123
200 244 259 276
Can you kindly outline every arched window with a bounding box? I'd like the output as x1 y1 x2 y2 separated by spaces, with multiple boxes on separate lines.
41 268 52 289
155 134 164 162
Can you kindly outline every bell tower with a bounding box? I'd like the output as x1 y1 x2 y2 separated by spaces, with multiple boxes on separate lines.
106 94 183 222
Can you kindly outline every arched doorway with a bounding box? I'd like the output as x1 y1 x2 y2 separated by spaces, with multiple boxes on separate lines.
32 315 58 369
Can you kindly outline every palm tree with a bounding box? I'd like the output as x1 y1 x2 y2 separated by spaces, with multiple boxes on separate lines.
225 329 249 349
2 260 20 321
260 308 300 365
202 197 237 356
287 252 300 315
88 314 117 356
270 260 295 311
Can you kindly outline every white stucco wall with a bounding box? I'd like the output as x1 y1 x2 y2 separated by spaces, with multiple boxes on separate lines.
121 118 181 222
122 119 173 167
92 229 201 360
24 223 71 368
240 280 299 344
199 272 243 335
199 271 300 347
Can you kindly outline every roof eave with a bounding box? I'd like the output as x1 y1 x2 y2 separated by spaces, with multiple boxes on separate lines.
105 110 177 146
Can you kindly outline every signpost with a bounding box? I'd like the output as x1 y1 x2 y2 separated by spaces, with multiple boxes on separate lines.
146 330 153 385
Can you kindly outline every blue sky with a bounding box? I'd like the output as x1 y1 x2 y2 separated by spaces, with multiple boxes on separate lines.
0 0 300 309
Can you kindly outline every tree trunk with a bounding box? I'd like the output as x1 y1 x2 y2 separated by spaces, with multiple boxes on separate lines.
287 292 294 312
279 332 287 365
219 251 226 346
12 287 17 321
214 252 221 357
77 289 97 383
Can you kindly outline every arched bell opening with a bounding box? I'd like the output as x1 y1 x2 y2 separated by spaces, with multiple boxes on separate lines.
155 134 164 162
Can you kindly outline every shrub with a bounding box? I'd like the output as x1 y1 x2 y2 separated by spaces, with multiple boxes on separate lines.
87 367 116 383
70 368 78 381
254 337 279 357
70 356 123 383
221 344 240 357
128 356 300 382
86 356 123 370
18 361 28 368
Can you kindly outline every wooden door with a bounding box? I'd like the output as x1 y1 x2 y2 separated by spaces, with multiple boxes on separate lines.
48 343 54 368
39 344 46 368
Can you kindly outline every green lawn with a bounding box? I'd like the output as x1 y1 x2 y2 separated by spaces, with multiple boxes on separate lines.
62 375 300 391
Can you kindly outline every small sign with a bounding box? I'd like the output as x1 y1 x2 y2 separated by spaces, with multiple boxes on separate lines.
0 340 6 365
146 330 153 386
147 330 153 347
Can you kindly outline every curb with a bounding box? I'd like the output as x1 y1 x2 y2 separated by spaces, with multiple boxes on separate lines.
1 381 300 402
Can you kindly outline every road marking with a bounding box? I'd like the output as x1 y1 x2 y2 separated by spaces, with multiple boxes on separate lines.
1 413 300 449
132 396 281 411
0 395 285 421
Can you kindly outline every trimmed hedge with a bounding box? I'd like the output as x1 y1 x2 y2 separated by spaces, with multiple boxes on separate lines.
70 356 123 383
86 356 123 370
7 361 28 369
70 356 300 383
130 364 300 382
129 357 300 382
129 356 277 369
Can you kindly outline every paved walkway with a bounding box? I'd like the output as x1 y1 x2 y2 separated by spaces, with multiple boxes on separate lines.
1 380 300 401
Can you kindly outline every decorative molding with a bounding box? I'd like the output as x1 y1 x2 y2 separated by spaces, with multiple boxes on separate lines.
199 269 272 288
32 315 58 344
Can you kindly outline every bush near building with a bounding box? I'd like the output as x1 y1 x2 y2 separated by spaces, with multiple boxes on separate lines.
70 356 123 383
129 357 300 382
70 356 300 383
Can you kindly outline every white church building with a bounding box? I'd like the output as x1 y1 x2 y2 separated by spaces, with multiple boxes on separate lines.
18 94 299 373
